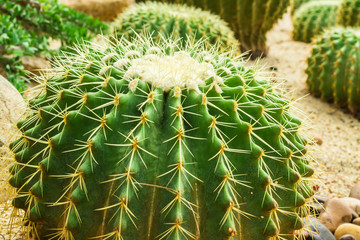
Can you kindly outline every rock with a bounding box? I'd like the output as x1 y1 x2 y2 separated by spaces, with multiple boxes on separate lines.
334 224 360 240
316 194 331 204
302 217 336 240
0 75 25 144
319 198 360 232
339 234 355 240
21 56 51 76
59 0 134 21
353 218 360 226
314 136 323 145
350 183 360 200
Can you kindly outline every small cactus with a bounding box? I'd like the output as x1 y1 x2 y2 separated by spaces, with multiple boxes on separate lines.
112 2 239 51
337 0 360 27
8 36 314 240
293 1 340 42
136 0 290 58
306 28 360 113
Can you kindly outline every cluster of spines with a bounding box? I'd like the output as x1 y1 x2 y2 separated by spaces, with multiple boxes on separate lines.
8 36 314 240
306 28 360 114
293 1 340 43
112 2 239 51
337 0 360 27
135 0 290 56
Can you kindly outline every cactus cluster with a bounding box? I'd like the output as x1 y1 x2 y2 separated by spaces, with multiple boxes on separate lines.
8 36 314 240
306 28 360 113
111 2 239 51
136 0 290 57
337 0 360 27
293 1 340 43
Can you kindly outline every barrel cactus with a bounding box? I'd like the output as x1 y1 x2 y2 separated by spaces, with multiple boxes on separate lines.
112 2 239 51
291 0 311 15
337 0 360 27
306 28 360 113
136 0 290 58
8 36 314 240
293 1 340 42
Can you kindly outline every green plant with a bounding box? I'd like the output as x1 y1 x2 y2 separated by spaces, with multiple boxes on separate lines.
293 1 340 43
337 0 360 27
136 0 290 58
291 0 311 15
0 0 107 91
306 27 360 113
112 2 239 51
8 35 314 240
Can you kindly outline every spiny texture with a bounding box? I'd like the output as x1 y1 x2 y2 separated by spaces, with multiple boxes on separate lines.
293 1 340 43
136 0 289 57
8 36 314 240
291 0 311 15
112 2 239 51
306 28 360 113
337 0 360 27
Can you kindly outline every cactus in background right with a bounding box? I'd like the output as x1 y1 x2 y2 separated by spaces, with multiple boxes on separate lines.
136 0 290 58
291 0 311 15
337 0 360 27
306 28 360 113
293 1 340 42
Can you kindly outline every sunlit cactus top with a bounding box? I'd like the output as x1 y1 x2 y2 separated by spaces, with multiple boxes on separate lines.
8 36 314 240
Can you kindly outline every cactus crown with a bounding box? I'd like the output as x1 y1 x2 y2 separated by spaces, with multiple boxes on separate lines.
8 36 314 240
112 2 239 51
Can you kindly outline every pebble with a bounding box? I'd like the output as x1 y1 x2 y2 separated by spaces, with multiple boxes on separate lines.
303 217 336 240
353 218 360 226
334 224 360 240
313 136 323 145
339 234 355 240
350 182 360 200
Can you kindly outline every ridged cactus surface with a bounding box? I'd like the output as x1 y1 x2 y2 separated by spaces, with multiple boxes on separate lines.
293 1 340 42
112 2 238 51
306 28 360 113
136 0 289 57
9 36 314 240
337 0 360 27
291 0 311 14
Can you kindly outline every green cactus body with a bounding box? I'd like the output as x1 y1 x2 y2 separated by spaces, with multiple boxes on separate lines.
135 0 289 57
306 28 360 113
9 36 314 240
291 0 311 15
112 2 239 51
293 1 340 43
337 0 360 27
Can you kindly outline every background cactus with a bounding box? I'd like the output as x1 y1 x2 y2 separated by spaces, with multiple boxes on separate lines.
8 36 314 240
111 2 239 51
291 0 311 15
293 1 340 43
306 28 360 113
337 0 360 27
136 0 290 58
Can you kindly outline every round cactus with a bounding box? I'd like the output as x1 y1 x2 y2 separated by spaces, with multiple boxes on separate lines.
8 36 314 240
306 28 360 113
293 1 340 43
337 0 360 27
291 0 311 15
136 0 290 58
112 2 239 51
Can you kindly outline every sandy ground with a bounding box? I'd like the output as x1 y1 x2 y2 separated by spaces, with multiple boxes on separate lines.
1 10 360 239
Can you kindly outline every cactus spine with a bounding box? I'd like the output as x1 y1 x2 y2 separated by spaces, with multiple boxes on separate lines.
306 28 360 113
8 36 314 240
112 2 239 51
293 1 340 43
136 0 290 57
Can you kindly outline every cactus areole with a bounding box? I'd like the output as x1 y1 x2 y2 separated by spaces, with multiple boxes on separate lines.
9 37 314 240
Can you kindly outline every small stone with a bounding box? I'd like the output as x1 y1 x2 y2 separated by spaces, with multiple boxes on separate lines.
334 224 360 240
339 234 355 240
303 217 336 240
350 182 360 200
315 194 330 204
353 218 360 226
313 136 323 145
319 197 360 232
